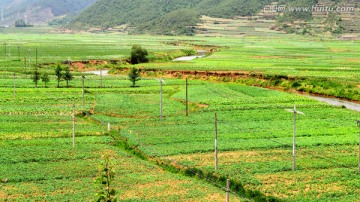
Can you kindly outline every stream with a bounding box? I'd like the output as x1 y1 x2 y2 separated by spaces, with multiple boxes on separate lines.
173 50 208 61
307 95 360 112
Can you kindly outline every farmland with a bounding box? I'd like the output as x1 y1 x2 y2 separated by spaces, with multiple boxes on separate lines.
0 85 244 201
0 28 359 201
92 82 360 201
1 30 360 101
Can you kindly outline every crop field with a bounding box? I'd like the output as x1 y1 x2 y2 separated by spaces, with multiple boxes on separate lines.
1 28 360 201
0 84 244 201
1 31 359 81
91 81 360 201
1 30 359 101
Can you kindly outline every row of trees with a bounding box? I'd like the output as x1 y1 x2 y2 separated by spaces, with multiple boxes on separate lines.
32 65 73 88
31 65 142 88
30 45 146 88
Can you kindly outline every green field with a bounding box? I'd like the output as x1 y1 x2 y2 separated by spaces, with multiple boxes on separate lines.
1 28 360 201
0 86 246 201
91 81 359 201
1 30 359 101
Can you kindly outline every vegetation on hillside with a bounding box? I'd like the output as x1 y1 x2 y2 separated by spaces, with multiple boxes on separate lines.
0 0 95 25
274 0 358 34
71 0 276 35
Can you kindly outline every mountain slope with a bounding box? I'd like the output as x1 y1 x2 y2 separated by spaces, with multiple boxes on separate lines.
0 0 96 26
72 0 359 36
71 0 274 35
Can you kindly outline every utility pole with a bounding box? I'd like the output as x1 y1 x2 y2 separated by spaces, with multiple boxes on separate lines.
72 101 76 148
214 112 218 171
28 49 31 69
186 78 189 116
35 48 38 67
226 179 230 202
357 120 360 174
293 106 297 171
18 45 20 58
82 76 85 107
13 73 16 99
286 105 304 171
24 57 26 74
160 79 163 120
4 43 6 60
100 67 103 88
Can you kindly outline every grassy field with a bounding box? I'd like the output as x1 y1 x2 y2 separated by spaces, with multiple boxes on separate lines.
91 80 360 201
1 27 360 201
1 29 359 101
0 85 246 201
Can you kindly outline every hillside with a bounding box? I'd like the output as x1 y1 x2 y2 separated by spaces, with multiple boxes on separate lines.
0 0 96 26
71 0 275 35
72 0 360 36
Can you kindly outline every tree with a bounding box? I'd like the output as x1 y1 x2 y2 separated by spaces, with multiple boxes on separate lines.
63 66 74 87
128 67 141 87
41 73 50 88
15 19 26 27
94 156 117 202
55 65 62 88
32 70 40 87
130 45 148 64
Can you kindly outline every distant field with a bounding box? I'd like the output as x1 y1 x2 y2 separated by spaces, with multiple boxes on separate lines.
0 30 359 83
1 29 359 101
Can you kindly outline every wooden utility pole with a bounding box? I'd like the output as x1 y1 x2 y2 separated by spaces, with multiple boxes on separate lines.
186 78 189 116
357 120 360 174
24 57 27 74
214 112 218 171
292 106 297 171
226 179 230 202
160 80 163 120
13 73 16 99
286 105 304 171
28 49 31 69
35 48 38 67
100 68 103 88
72 101 76 148
82 76 85 107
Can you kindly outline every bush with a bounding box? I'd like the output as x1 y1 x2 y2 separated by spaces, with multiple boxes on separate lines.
130 45 148 64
